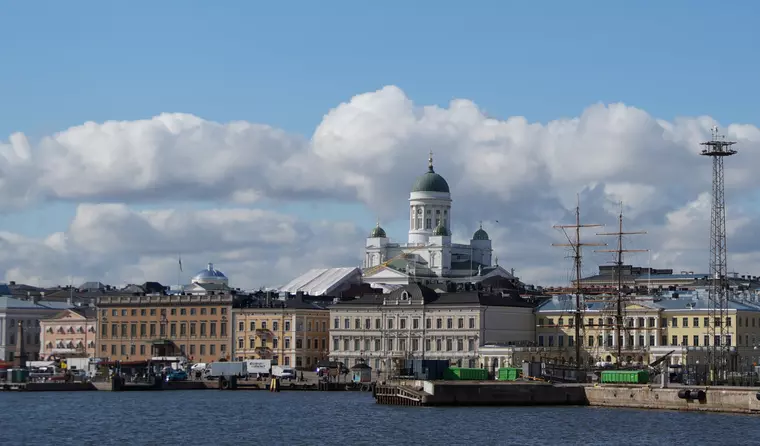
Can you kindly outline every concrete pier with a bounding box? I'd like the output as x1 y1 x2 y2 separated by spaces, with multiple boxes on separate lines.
375 380 760 414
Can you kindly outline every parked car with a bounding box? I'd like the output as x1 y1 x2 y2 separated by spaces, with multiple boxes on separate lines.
165 369 188 382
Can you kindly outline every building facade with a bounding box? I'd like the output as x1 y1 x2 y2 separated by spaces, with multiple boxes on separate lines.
328 283 535 372
0 293 72 362
517 290 760 369
39 308 97 359
232 297 329 369
96 293 233 363
361 154 518 287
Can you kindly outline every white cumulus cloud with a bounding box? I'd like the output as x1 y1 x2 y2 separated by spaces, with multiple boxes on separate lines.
1 85 759 288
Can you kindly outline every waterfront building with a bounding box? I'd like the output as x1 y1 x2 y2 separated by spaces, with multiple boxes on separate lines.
232 294 329 368
39 307 97 360
96 292 233 364
0 290 72 361
361 154 519 289
328 283 535 371
486 291 760 369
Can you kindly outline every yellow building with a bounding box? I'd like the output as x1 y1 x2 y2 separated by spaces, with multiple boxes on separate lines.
232 297 329 368
532 291 760 368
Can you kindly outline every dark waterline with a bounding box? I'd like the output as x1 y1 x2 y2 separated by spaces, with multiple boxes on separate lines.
1 391 758 445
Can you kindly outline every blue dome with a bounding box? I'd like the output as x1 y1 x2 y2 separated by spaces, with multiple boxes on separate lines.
193 263 227 282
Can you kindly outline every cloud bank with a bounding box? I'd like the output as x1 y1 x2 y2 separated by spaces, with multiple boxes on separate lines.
1 86 759 288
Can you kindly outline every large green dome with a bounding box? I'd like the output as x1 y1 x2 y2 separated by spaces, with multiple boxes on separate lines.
411 152 450 193
369 223 387 238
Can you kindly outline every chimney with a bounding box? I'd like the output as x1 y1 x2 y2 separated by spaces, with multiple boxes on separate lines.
14 320 25 368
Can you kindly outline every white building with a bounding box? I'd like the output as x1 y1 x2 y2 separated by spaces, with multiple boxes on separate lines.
328 283 535 371
0 289 73 362
362 153 518 287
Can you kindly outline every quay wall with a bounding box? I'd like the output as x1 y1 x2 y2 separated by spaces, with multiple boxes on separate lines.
584 385 760 415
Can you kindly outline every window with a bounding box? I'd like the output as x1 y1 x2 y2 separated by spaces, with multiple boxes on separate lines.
190 323 197 336
285 338 291 349
568 336 574 347
285 321 291 331
649 335 655 346
661 335 667 345
457 318 464 329
538 336 544 346
648 317 655 328
365 319 371 329
548 336 554 347
671 335 677 346
375 319 381 329
446 319 453 329
693 335 699 346
588 336 594 347
140 345 146 355
400 319 406 329
150 324 156 337
425 339 431 351
399 339 406 351
435 339 441 350
413 319 419 329
343 339 349 351
210 345 216 355
436 318 442 329
344 318 349 329
426 319 431 329
469 318 475 329
239 322 244 331
445 339 452 351
671 317 677 328
201 308 207 315
170 323 177 337
210 322 217 337
693 317 699 328
387 319 394 329
333 338 339 351
457 339 463 351
130 344 136 356
249 338 255 348
238 338 244 349
558 336 564 347
221 323 227 336
375 339 381 351
211 308 216 315
412 339 419 351
682 336 688 346
262 321 267 330
682 318 688 328
190 345 196 355
727 317 732 327
296 339 303 349
704 335 710 346
180 323 186 336
200 345 206 355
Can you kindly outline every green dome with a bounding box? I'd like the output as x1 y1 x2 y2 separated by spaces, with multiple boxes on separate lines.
432 223 450 236
369 224 387 238
411 152 450 193
473 228 489 240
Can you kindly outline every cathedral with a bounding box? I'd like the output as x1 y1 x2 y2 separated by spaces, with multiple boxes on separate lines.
361 153 518 288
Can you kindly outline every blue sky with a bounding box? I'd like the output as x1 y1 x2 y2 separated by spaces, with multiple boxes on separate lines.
1 0 759 241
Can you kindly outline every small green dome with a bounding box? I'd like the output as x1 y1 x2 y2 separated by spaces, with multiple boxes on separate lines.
473 227 489 240
432 223 450 236
369 224 386 238
411 151 450 193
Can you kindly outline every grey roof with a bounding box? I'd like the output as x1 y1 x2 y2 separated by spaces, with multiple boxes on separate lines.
332 283 534 308
537 293 760 313
0 296 74 311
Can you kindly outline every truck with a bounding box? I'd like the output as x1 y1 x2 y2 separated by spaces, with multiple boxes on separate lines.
245 359 271 377
204 361 247 379
271 365 296 381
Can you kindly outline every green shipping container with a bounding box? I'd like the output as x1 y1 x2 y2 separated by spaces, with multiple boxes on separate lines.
497 367 522 381
600 370 649 384
443 367 489 381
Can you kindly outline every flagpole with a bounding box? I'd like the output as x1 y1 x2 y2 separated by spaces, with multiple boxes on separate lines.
178 254 183 292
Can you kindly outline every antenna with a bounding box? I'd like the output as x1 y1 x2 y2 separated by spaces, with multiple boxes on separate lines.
552 194 606 370
595 202 647 369
700 125 737 384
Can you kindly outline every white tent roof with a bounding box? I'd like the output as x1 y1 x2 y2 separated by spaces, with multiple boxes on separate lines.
279 267 361 296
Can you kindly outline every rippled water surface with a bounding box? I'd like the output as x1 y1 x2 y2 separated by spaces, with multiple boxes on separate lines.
1 391 759 445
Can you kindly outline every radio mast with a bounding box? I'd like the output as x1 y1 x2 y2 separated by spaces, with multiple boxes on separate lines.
700 125 737 384
553 195 605 370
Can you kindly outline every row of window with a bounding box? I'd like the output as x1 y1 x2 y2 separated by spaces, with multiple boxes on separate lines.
103 307 227 318
236 337 328 350
235 319 326 333
100 322 228 338
333 337 476 353
537 333 737 348
101 343 227 357
335 316 477 331
6 318 39 328
5 334 39 345
539 316 736 329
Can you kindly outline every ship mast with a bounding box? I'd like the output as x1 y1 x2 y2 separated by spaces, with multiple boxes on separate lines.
596 202 647 368
553 195 605 370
